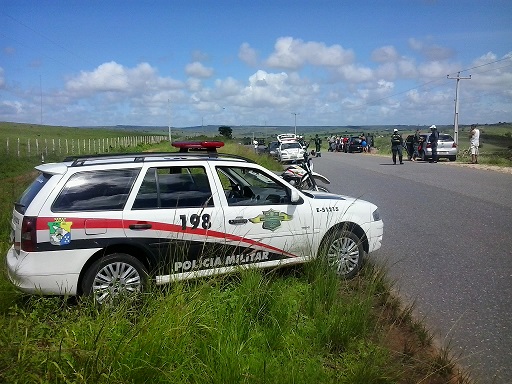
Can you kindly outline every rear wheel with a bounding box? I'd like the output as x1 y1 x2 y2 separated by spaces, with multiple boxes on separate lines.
320 229 364 279
82 253 147 304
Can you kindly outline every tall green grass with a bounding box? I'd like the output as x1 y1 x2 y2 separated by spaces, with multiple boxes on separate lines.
0 263 399 383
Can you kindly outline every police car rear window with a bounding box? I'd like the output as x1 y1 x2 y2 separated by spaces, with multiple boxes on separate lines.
16 172 52 214
52 169 139 212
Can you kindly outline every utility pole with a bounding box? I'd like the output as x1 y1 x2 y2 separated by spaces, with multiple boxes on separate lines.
168 99 172 144
291 112 299 136
40 74 43 125
447 72 471 146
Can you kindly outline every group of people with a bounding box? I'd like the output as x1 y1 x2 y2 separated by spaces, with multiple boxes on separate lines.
327 135 348 152
327 133 373 152
390 124 481 165
391 125 439 164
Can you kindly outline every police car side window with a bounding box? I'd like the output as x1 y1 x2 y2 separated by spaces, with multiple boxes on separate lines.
52 169 139 212
217 166 290 206
132 166 213 209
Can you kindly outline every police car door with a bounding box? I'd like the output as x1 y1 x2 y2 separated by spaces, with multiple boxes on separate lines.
123 164 226 282
212 163 313 269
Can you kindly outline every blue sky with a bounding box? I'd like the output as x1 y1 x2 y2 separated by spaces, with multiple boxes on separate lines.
1 0 511 128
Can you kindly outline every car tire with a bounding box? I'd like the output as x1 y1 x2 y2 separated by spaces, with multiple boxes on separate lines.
320 229 364 279
449 156 456 162
82 253 148 304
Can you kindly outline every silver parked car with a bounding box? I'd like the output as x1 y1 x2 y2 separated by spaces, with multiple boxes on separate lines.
405 133 457 161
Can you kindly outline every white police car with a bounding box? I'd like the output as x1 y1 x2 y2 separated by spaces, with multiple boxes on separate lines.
277 140 306 163
6 141 383 303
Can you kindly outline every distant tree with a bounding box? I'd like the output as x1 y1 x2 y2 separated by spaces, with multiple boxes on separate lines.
218 126 232 139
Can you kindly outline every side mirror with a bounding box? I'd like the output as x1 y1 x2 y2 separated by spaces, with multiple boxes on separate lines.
290 188 300 203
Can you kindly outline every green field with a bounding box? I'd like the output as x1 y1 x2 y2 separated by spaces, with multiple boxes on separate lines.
0 123 472 383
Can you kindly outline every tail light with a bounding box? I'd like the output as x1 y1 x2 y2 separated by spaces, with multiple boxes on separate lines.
426 143 432 148
21 216 37 252
452 143 457 148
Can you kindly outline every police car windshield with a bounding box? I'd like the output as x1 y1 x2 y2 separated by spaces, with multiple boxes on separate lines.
282 142 302 150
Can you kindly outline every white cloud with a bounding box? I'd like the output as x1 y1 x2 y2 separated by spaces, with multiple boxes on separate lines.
372 46 400 63
408 38 455 61
238 43 258 66
65 62 183 98
336 64 374 83
374 62 398 80
265 37 354 70
66 61 129 93
0 100 23 115
418 61 453 79
398 59 418 78
185 61 214 78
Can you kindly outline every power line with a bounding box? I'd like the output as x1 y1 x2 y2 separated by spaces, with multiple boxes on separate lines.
447 55 512 76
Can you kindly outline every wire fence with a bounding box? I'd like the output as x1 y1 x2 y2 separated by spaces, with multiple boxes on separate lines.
2 135 168 158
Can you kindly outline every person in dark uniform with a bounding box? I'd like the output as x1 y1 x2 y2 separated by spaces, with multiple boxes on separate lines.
412 129 421 161
391 129 404 165
313 134 322 157
429 125 439 163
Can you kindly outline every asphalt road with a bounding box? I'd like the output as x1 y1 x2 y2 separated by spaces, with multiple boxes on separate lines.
311 151 512 384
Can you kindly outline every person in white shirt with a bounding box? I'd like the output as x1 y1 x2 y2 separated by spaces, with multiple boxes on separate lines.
469 124 480 164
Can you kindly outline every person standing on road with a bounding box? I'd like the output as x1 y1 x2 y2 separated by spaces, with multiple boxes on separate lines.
429 125 439 163
391 129 404 165
469 124 480 164
314 134 322 157
412 129 421 161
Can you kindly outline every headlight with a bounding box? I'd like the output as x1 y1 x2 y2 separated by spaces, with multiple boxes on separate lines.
372 208 380 221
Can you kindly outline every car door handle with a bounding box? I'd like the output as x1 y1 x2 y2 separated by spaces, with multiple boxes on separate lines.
229 218 248 225
129 223 152 230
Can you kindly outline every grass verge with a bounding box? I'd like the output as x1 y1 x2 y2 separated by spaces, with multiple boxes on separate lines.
0 260 469 383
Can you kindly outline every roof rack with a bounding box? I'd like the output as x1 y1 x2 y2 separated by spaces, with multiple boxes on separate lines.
63 141 254 167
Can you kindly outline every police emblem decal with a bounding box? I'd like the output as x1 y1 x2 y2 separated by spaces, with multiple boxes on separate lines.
48 218 73 246
249 209 292 231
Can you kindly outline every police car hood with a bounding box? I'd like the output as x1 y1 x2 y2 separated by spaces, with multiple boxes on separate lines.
303 191 345 200
304 191 373 206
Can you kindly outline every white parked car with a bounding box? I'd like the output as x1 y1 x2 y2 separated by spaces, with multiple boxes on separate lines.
277 141 306 163
277 133 298 143
6 141 383 303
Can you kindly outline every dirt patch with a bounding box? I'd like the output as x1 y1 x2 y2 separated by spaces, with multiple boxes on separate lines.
368 151 512 174
442 162 512 175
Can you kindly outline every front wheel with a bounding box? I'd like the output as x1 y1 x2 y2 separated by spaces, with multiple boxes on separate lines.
82 253 148 304
320 229 364 279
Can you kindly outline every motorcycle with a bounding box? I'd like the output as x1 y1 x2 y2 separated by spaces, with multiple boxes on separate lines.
280 150 330 192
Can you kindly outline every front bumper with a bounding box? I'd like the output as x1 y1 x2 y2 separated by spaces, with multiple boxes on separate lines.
367 219 383 254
